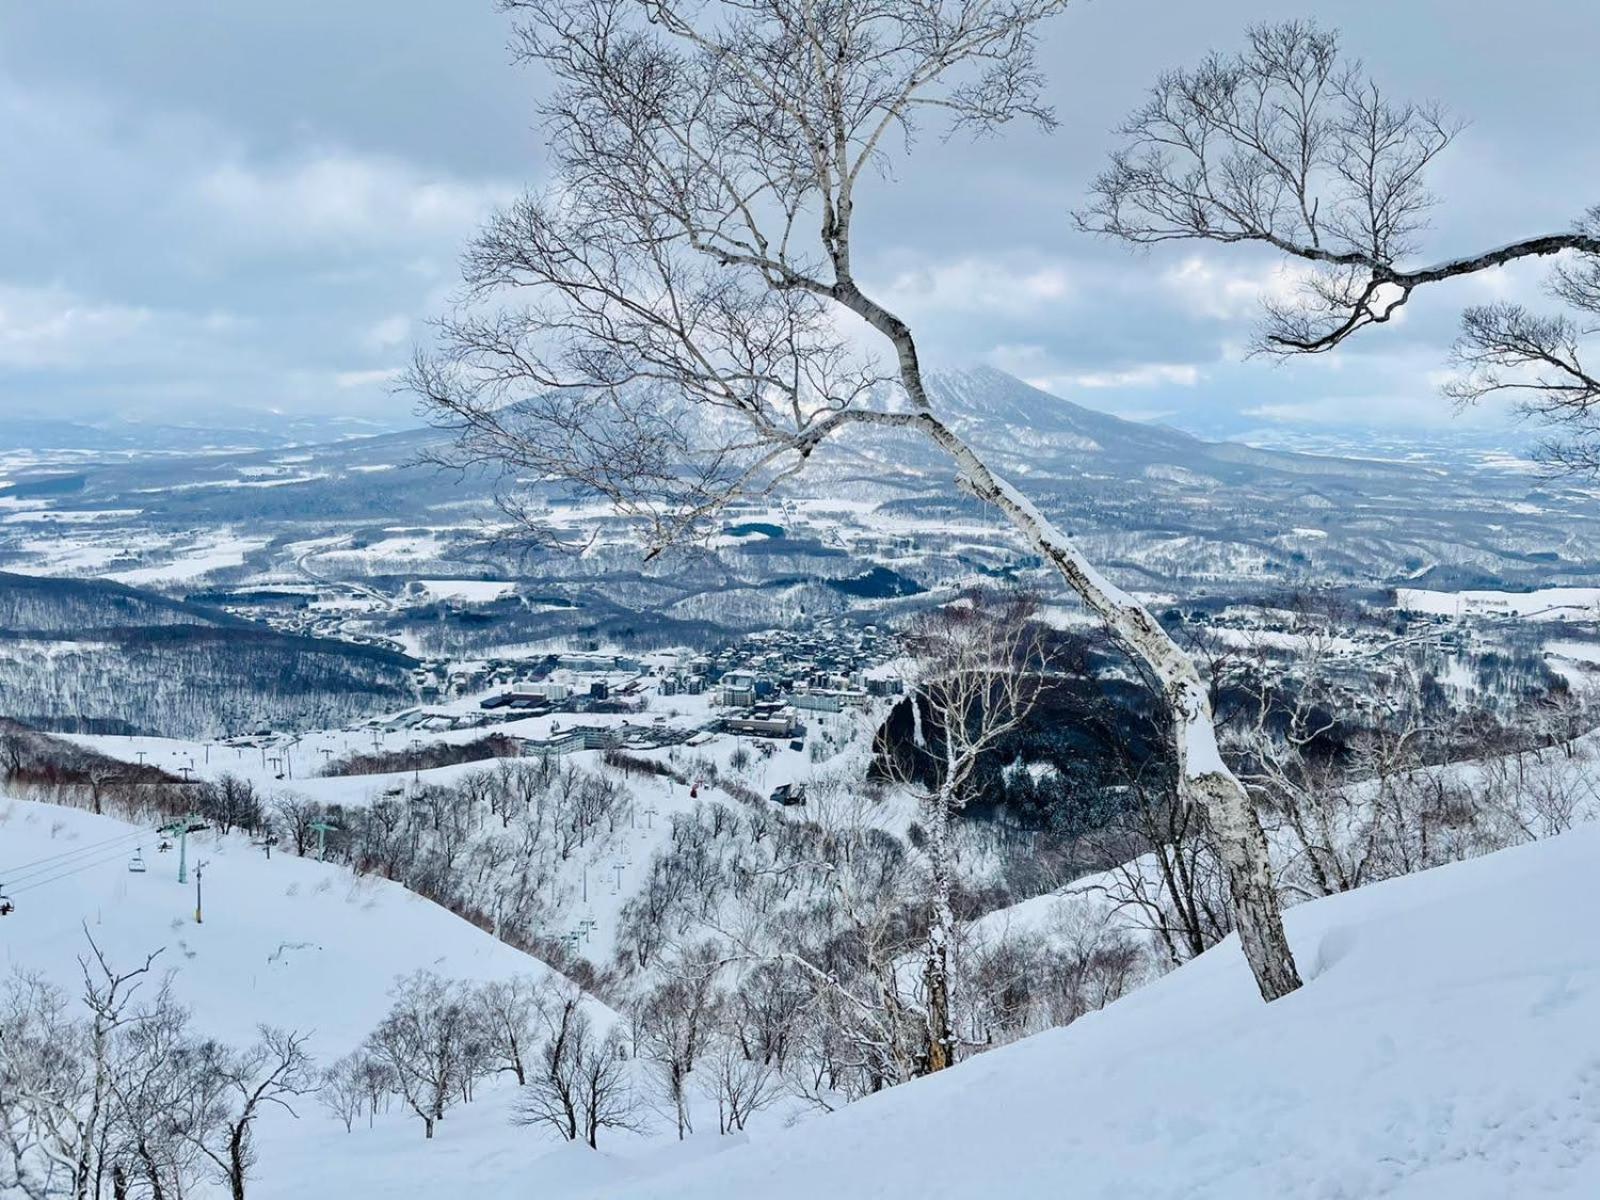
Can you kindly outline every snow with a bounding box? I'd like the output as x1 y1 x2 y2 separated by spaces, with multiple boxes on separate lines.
1397 586 1600 621
107 533 271 585
53 692 855 972
142 473 330 491
1546 639 1600 666
604 822 1600 1199
0 796 635 1198
414 578 519 603
7 789 1599 1196
0 798 595 1052
0 508 143 525
1197 625 1362 654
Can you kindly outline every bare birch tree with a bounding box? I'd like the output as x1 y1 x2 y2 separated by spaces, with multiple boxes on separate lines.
1080 20 1600 468
412 0 1301 1000
472 976 550 1087
104 985 222 1200
0 971 88 1200
366 972 477 1139
515 993 641 1148
888 589 1046 1070
636 943 722 1139
189 1028 314 1200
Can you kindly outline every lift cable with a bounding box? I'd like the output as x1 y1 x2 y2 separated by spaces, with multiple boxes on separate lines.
0 827 147 883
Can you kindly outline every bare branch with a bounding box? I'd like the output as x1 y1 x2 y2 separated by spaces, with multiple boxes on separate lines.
1081 20 1598 357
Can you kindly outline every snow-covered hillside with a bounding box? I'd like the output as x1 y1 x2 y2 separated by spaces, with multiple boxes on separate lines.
592 822 1600 1199
8 793 1600 1197
0 798 593 1050
0 796 638 1198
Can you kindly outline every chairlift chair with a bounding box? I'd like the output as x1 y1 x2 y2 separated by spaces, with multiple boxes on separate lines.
128 849 148 874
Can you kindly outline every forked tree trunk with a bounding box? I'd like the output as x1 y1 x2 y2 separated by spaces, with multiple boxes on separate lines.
908 410 1303 1001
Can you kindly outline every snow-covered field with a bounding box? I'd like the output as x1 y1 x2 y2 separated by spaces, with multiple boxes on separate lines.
1397 586 1600 621
412 578 519 603
107 533 271 585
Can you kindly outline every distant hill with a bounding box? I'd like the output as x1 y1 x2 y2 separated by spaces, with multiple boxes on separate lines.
0 570 240 633
4 366 1599 607
0 573 416 738
926 365 1428 482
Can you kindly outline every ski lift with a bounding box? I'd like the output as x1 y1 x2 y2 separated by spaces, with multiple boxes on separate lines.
0 886 12 916
128 849 147 874
158 839 174 852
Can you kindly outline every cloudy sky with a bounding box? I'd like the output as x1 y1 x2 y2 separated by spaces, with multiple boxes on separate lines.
2 0 1596 444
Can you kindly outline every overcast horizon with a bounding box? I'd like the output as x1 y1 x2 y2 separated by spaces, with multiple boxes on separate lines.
3 0 1597 447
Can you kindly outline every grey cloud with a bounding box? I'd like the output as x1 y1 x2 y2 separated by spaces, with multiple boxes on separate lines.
2 0 1596 441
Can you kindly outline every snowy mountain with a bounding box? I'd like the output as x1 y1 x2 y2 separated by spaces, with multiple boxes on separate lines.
924 365 1426 483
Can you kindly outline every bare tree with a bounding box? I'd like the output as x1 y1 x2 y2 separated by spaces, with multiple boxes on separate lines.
356 1055 397 1129
319 1055 367 1134
636 943 723 1138
103 984 223 1200
366 972 477 1139
888 590 1046 1071
1447 244 1600 472
0 936 172 1200
574 1029 641 1149
515 995 641 1148
742 782 927 1098
0 971 89 1200
75 937 163 1200
1076 736 1232 969
272 794 318 858
205 775 263 837
190 1028 314 1200
706 1026 782 1134
1225 637 1371 902
0 725 25 781
515 990 586 1143
1081 20 1600 466
472 976 550 1086
412 0 1300 1001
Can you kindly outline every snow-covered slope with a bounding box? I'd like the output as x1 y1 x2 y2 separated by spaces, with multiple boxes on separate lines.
0 797 597 1051
8 797 1599 1196
593 821 1600 1199
0 795 646 1198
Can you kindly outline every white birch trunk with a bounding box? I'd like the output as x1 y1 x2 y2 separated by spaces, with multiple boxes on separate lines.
922 786 956 1072
901 410 1303 1001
